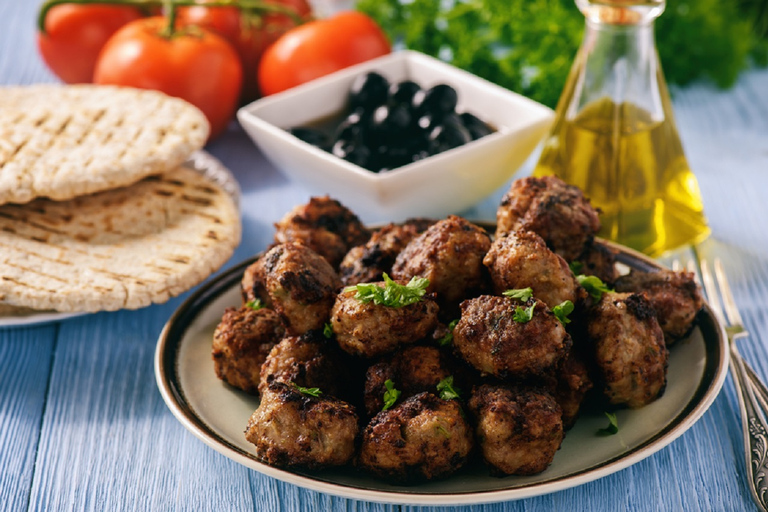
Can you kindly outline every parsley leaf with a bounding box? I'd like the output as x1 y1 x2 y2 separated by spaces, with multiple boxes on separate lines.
382 379 401 411
245 299 265 311
503 287 533 302
437 376 461 400
577 274 613 302
513 303 536 323
438 319 459 347
569 261 584 275
597 412 619 436
552 300 574 325
323 322 333 339
293 383 322 397
345 273 429 308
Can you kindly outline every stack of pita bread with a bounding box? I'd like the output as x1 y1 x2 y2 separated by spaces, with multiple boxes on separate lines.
0 84 241 316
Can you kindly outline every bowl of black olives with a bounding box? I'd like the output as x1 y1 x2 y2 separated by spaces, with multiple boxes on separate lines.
238 50 554 223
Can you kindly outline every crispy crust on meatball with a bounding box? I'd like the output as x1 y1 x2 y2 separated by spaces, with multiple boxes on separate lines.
614 269 703 344
453 295 570 379
250 242 341 335
468 384 564 476
331 286 439 358
588 292 668 408
212 306 286 394
553 347 594 430
357 392 474 482
496 175 600 261
391 215 491 307
245 382 359 470
339 220 433 286
573 240 619 286
274 196 370 268
483 229 582 309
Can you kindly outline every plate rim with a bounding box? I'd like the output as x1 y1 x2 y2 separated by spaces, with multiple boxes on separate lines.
154 237 729 506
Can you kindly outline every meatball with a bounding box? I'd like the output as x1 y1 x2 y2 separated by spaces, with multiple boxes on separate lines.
468 384 564 476
364 345 463 417
588 292 668 408
273 196 370 268
614 268 703 344
245 382 359 470
258 331 352 401
247 242 341 335
357 392 474 482
391 215 491 307
553 347 594 430
453 295 570 379
211 306 286 394
330 285 439 358
496 175 600 261
483 229 581 309
573 240 619 286
339 220 433 286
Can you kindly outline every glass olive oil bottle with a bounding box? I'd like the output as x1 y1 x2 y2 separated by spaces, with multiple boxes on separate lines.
533 0 709 257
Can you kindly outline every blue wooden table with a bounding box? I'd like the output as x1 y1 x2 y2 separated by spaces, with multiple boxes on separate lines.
3 1 768 511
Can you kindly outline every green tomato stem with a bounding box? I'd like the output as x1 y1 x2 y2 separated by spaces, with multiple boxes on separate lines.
37 0 307 35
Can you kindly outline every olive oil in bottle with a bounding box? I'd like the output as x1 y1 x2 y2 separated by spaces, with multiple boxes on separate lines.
533 0 709 257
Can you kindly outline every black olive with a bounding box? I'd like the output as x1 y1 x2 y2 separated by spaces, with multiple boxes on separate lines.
288 127 329 149
388 80 421 106
348 72 390 113
427 114 472 154
412 84 458 117
460 112 494 140
332 138 371 168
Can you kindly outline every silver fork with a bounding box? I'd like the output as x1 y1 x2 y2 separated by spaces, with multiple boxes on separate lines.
698 257 768 511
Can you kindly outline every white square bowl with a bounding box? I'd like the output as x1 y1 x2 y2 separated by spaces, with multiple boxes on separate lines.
237 50 554 223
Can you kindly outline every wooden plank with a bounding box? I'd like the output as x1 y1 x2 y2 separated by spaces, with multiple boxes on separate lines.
0 326 56 512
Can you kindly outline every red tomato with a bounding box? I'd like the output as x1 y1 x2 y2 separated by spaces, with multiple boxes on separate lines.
93 17 242 140
37 5 143 84
258 11 391 96
176 0 311 103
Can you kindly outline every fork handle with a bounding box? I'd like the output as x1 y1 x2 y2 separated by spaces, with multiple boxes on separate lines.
730 344 768 511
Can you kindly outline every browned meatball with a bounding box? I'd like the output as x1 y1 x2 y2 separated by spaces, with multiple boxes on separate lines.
553 347 594 430
357 392 474 482
573 240 619 286
483 230 581 309
258 331 352 400
339 220 433 286
248 242 341 336
330 286 439 358
391 215 491 307
245 382 359 470
588 292 668 408
468 384 564 476
453 295 570 379
364 345 462 417
274 196 370 268
614 268 703 344
496 175 600 261
241 258 268 306
211 306 286 394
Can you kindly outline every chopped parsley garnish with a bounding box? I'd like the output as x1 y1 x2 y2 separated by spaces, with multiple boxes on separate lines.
437 376 461 400
577 274 613 302
438 319 459 347
292 383 322 397
552 300 574 325
569 261 584 275
382 379 401 410
245 299 265 311
345 273 429 308
503 287 533 302
513 303 536 323
323 322 334 339
597 412 619 436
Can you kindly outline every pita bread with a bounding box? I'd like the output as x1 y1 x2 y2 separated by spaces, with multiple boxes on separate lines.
0 162 241 312
0 84 209 205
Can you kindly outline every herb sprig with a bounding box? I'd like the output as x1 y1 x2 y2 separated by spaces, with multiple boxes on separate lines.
245 299 265 311
437 376 461 400
597 411 619 436
503 287 533 302
382 379 401 410
577 275 613 302
292 383 322 397
345 273 429 308
552 300 574 325
438 319 459 347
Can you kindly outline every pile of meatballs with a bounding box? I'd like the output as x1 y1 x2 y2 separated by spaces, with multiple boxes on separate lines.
211 175 704 483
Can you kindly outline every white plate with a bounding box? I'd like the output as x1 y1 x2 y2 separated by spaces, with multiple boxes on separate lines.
0 150 240 330
154 239 728 506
